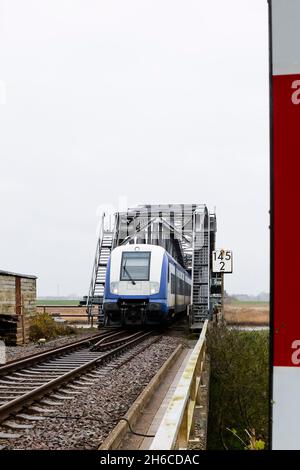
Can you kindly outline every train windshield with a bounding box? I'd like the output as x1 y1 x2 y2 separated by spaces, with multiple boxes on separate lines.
120 252 151 281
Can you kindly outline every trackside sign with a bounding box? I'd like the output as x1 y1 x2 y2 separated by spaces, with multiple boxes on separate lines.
212 250 233 273
270 0 300 450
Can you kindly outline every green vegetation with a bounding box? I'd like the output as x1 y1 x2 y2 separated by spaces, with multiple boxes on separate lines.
36 299 79 306
207 326 269 450
29 312 77 341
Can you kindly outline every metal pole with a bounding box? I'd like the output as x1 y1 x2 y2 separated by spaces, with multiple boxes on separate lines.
221 273 224 320
21 295 25 345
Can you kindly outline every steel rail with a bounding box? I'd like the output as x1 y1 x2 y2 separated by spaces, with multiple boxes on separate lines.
91 331 144 351
0 329 121 376
0 331 153 422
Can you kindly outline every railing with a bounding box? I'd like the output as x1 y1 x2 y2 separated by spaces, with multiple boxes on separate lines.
36 305 91 323
150 320 208 450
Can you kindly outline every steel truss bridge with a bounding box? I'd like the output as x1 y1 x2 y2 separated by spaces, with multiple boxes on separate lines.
85 204 222 330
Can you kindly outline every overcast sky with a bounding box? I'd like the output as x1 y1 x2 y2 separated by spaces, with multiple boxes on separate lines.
0 0 269 297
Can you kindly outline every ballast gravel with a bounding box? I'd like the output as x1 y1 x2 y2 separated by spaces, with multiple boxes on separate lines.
2 335 182 450
5 330 99 363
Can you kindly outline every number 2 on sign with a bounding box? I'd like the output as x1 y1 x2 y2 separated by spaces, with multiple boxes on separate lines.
212 250 233 274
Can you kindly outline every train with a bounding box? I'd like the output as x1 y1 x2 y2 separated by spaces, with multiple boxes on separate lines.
102 244 192 326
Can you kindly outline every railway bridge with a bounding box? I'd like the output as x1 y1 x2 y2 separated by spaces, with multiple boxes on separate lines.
85 203 222 330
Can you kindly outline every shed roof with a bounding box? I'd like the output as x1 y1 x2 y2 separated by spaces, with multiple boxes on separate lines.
0 270 37 280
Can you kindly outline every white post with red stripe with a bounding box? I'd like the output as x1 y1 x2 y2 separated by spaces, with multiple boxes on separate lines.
270 0 300 450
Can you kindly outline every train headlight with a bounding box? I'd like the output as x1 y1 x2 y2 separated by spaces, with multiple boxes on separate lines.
110 282 119 294
150 282 159 294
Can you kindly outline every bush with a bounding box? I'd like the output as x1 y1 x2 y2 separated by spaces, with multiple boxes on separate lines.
207 325 269 450
29 313 77 341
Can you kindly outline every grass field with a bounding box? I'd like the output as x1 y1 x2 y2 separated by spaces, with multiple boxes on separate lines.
36 299 80 306
229 299 269 306
224 301 269 326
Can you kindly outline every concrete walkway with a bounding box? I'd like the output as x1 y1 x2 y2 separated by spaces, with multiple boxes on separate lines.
118 348 193 450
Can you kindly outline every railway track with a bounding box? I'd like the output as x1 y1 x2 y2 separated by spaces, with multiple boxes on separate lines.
4 329 118 366
0 329 153 429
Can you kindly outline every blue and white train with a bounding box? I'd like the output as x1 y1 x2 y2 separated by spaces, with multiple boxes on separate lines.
103 244 192 326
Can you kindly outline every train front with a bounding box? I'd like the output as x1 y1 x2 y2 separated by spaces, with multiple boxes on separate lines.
102 244 168 326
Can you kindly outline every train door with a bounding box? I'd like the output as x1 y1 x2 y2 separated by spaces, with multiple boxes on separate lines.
174 265 177 312
167 261 172 317
169 262 176 314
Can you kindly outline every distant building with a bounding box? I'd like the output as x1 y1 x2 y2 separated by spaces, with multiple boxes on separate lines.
0 270 37 345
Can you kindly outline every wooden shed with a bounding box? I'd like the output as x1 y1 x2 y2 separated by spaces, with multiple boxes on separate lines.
0 270 37 345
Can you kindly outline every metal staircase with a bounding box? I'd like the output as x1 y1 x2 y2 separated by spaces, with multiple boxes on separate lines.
209 214 222 313
191 207 210 328
86 214 115 323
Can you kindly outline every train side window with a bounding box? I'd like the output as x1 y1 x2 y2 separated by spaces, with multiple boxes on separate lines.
185 280 189 296
184 280 191 296
171 274 176 293
177 276 184 295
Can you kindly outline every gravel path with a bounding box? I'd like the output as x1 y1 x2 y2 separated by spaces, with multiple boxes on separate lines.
2 335 182 450
5 329 99 363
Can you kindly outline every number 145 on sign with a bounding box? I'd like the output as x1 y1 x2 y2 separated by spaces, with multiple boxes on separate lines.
212 250 233 273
